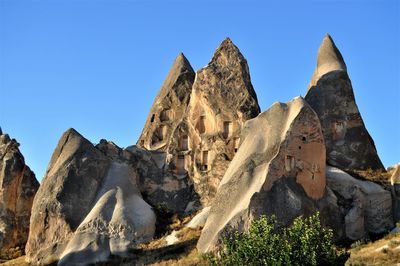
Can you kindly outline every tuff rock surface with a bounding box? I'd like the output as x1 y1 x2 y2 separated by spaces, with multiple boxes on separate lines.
186 38 260 206
305 34 384 173
58 162 155 266
25 129 111 264
326 166 393 240
0 132 39 259
137 53 195 151
25 129 158 265
137 38 260 209
391 164 400 222
197 97 341 253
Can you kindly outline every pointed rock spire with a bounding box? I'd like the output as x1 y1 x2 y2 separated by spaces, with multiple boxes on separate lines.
0 132 39 258
186 38 260 206
26 128 111 263
309 34 347 88
209 37 246 68
305 35 384 173
137 53 195 150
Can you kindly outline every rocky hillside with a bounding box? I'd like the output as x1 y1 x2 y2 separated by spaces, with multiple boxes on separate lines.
1 34 398 265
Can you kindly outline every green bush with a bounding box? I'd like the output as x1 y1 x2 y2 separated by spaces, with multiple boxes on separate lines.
207 212 348 266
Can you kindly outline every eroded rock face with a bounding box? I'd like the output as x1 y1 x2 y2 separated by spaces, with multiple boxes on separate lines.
305 34 384 173
326 166 393 240
0 132 39 259
25 128 111 264
186 38 260 206
197 97 340 253
136 39 260 209
58 162 156 266
26 129 163 265
137 53 195 151
391 164 400 222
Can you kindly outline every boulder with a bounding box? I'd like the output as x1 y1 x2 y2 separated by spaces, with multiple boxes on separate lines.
0 132 39 259
326 166 393 239
58 162 155 266
197 97 341 253
305 34 384 173
390 164 400 222
25 128 111 264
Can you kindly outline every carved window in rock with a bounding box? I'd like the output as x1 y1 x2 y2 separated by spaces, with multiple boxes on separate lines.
140 140 145 146
201 151 209 171
223 121 232 139
310 163 320 180
156 125 167 141
234 137 240 153
160 109 172 122
285 155 295 172
150 114 155 123
179 135 189 151
197 116 206 134
176 155 186 175
332 121 346 140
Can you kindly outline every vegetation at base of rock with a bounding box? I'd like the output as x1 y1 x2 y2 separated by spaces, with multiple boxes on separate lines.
207 212 348 266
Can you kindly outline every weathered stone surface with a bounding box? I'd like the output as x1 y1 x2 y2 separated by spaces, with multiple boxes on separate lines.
26 128 181 264
185 38 260 206
58 162 156 266
0 132 39 259
25 128 111 264
137 53 195 151
326 166 393 240
305 34 384 173
136 39 260 209
390 164 400 222
197 97 339 253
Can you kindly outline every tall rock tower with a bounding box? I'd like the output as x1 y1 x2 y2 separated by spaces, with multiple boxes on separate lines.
137 53 195 151
186 38 260 206
305 34 384 173
138 39 260 208
0 131 39 259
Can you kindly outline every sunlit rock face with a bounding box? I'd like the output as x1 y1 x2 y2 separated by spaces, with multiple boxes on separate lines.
305 34 384 173
137 39 260 208
197 97 342 253
326 166 393 240
25 129 157 265
186 38 260 207
137 53 195 152
0 132 39 259
391 164 400 222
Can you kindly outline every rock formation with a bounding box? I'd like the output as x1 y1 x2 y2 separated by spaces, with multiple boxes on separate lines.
0 132 39 259
25 129 159 265
25 128 111 264
391 164 400 222
186 38 260 206
137 38 260 209
305 34 384 173
326 166 393 240
137 53 195 151
198 97 341 253
58 162 155 265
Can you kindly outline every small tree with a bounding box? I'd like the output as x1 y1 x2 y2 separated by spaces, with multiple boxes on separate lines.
207 212 348 266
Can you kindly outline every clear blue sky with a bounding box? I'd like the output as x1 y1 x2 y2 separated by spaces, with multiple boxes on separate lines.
1 0 399 182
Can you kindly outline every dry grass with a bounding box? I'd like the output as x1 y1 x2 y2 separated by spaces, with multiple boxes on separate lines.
0 256 28 266
346 233 400 266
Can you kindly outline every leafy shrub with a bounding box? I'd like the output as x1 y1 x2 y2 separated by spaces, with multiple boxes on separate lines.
207 212 348 266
